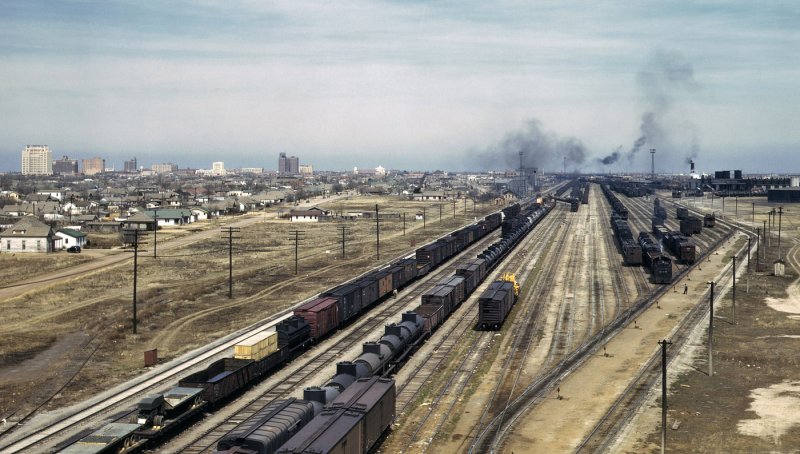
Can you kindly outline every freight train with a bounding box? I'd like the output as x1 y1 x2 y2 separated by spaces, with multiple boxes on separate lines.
601 183 641 266
214 200 553 454
58 209 506 453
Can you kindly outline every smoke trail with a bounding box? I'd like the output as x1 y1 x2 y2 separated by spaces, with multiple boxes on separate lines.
475 118 587 171
627 50 700 168
599 146 621 165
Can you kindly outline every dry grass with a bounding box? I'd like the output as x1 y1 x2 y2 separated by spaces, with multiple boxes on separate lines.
0 253 92 287
0 195 500 416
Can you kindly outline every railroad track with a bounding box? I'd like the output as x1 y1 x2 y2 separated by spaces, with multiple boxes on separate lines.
394 202 564 452
171 230 505 453
576 228 747 452
467 203 580 452
468 192 738 452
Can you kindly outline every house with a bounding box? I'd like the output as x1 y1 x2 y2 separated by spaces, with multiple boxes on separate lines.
144 209 194 226
122 211 156 231
290 207 331 222
55 228 88 250
411 191 448 201
0 216 56 253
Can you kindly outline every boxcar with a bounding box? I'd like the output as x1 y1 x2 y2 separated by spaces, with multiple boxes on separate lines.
703 213 716 227
478 281 516 330
621 239 643 265
421 285 456 316
294 297 339 340
679 216 703 235
322 283 362 323
676 207 689 220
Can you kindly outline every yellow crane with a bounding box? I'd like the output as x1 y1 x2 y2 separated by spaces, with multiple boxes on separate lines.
499 272 520 297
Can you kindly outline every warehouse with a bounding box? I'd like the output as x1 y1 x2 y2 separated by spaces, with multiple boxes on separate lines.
768 188 800 203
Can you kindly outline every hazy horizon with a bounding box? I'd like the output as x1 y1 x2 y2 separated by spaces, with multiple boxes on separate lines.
2 1 798 174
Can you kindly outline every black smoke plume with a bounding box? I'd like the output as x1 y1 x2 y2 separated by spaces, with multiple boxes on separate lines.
627 50 699 168
475 118 587 171
599 146 621 165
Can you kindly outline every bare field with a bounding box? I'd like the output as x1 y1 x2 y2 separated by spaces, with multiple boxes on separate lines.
0 253 92 287
0 196 498 420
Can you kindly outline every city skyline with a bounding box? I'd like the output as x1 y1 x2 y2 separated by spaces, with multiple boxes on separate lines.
1 1 798 173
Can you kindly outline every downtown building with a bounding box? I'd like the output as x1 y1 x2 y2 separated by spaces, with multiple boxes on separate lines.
82 157 105 175
53 155 79 175
21 145 53 175
278 152 299 174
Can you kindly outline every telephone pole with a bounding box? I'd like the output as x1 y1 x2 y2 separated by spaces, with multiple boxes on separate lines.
732 255 736 324
151 207 162 258
222 227 240 298
659 339 673 454
337 225 350 258
708 281 715 376
290 229 305 275
128 229 148 334
375 204 380 261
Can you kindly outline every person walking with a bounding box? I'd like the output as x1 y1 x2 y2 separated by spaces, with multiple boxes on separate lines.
683 283 688 294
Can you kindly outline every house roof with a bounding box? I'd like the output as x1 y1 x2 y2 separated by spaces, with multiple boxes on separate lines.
0 216 54 238
57 228 87 238
124 211 154 222
144 209 192 219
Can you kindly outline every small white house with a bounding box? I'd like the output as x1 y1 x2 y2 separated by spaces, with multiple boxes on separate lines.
290 207 330 222
55 228 88 250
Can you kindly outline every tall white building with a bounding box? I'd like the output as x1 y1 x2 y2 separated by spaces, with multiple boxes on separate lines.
212 161 226 176
21 145 53 175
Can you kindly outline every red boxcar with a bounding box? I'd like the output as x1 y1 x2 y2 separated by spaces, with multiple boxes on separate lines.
294 297 340 339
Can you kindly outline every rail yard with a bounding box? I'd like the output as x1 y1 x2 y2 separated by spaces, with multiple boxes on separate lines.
2 179 799 454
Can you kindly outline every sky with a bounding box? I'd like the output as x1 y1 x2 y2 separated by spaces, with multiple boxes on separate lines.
1 1 798 174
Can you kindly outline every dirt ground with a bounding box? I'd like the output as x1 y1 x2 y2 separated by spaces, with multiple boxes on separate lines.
615 197 800 453
0 253 92 287
0 195 496 424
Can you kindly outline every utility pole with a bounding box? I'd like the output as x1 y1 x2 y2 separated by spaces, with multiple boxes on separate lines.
747 236 751 271
128 229 148 334
222 227 240 298
752 202 755 229
756 228 761 271
732 255 737 325
151 206 162 258
423 207 426 229
659 339 673 454
708 281 715 377
463 196 467 215
337 225 350 258
290 229 304 275
402 212 406 236
438 204 442 223
778 206 783 260
452 199 456 218
375 204 380 261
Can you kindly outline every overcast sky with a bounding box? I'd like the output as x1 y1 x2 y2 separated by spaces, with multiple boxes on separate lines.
1 1 798 174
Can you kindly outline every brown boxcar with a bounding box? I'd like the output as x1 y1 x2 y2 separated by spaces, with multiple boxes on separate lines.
376 270 393 298
294 297 340 340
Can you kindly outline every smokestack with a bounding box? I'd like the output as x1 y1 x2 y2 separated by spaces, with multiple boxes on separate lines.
690 159 695 173
650 148 656 177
